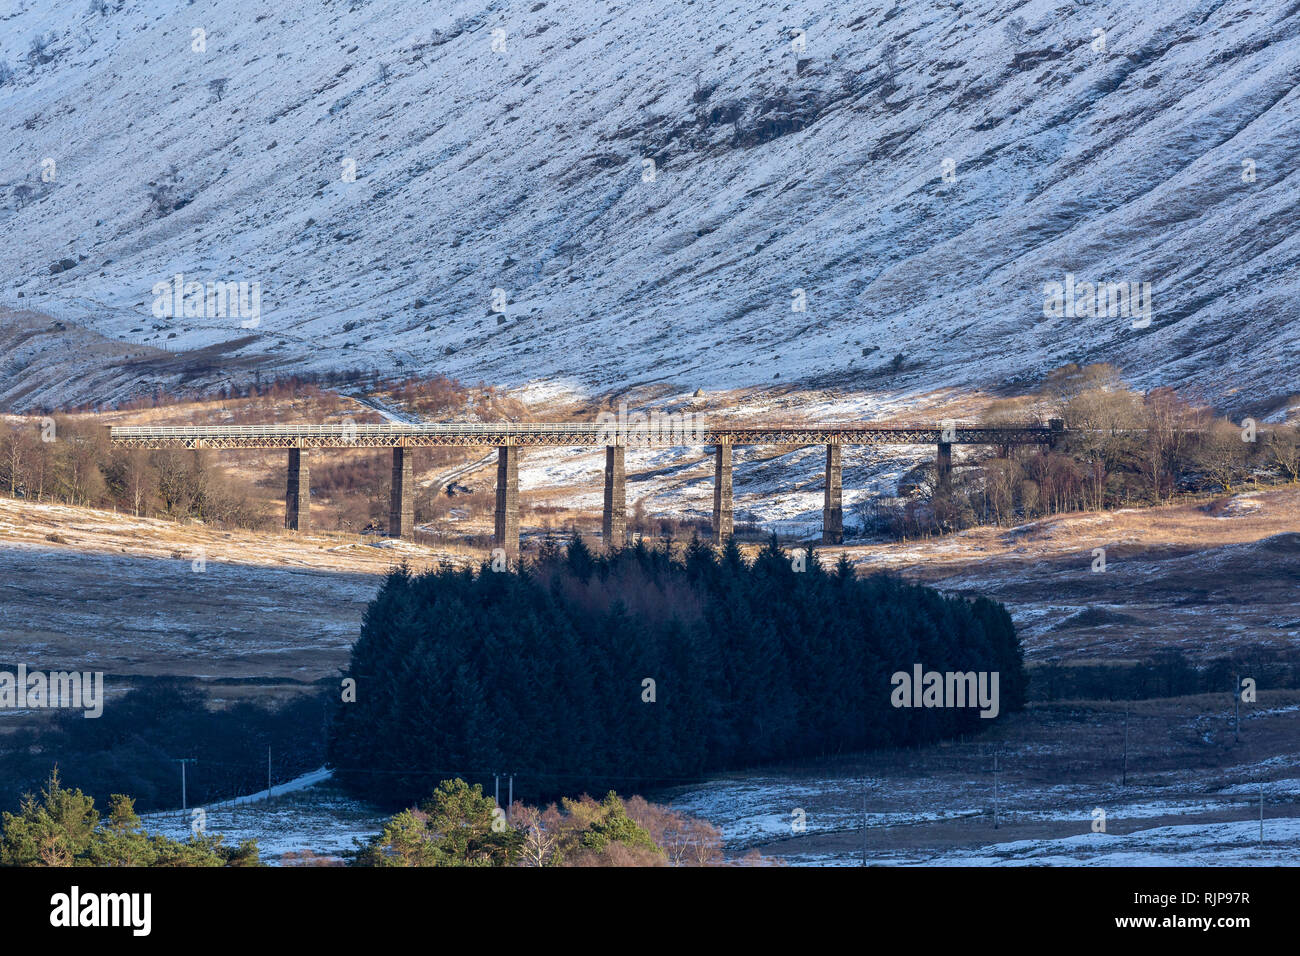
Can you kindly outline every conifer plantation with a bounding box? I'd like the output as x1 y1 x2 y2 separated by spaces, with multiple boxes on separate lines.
329 538 1028 806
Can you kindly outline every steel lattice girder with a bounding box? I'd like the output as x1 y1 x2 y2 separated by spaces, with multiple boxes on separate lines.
107 423 1058 449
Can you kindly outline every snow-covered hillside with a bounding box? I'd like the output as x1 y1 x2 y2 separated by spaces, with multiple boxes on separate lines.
1 0 1297 410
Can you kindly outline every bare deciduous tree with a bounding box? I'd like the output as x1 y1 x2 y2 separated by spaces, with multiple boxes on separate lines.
512 804 560 867
1194 419 1252 493
0 421 33 496
1268 423 1300 483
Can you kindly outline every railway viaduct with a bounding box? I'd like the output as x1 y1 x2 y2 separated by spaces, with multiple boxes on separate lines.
108 420 1064 559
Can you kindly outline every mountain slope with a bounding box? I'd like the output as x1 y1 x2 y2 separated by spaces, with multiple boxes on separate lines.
1 0 1297 410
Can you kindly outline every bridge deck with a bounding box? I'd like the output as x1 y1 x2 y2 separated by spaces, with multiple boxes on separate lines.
107 422 1059 449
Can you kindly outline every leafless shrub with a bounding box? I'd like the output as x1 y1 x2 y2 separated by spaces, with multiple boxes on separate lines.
27 32 58 67
1003 16 1027 47
280 850 343 866
147 165 185 217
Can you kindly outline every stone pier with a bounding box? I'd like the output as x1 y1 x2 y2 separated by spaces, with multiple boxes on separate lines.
284 448 309 531
389 447 414 539
602 445 626 549
1048 418 1065 449
712 443 733 544
494 445 521 560
937 442 952 482
822 444 843 545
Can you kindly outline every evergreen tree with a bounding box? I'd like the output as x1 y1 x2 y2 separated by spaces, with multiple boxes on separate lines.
0 771 258 867
329 535 1026 806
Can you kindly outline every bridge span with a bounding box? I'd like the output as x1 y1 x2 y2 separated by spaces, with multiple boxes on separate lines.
108 420 1063 556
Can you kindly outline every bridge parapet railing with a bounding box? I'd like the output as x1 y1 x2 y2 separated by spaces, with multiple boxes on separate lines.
108 420 1046 436
107 421 1058 448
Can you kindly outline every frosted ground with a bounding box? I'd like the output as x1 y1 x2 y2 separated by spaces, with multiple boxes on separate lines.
0 0 1297 411
139 755 1300 865
3 487 1298 697
664 755 1300 865
4 489 1295 865
142 769 389 863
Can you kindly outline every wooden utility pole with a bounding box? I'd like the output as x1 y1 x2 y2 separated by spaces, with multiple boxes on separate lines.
1122 707 1129 786
992 753 999 829
1234 673 1240 744
174 758 197 811
861 782 868 866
